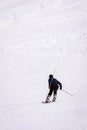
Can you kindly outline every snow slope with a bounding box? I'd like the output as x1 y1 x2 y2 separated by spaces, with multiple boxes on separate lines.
0 0 87 130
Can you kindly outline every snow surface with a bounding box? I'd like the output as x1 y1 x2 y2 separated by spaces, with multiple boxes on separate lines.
0 0 87 130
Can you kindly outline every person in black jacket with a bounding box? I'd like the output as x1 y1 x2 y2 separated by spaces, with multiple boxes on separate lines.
45 74 62 102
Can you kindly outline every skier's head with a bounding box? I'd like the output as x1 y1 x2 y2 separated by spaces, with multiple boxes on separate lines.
49 74 53 79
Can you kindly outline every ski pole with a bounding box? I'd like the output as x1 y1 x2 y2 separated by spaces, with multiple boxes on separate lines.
62 89 73 96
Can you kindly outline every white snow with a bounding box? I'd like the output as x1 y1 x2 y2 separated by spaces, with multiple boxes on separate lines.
0 0 87 130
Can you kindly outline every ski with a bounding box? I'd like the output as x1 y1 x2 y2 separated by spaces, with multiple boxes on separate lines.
42 101 51 104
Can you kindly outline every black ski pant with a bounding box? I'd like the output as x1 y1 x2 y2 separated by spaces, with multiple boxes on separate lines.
48 86 58 96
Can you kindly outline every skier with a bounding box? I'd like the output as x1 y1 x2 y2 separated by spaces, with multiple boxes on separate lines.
45 74 62 103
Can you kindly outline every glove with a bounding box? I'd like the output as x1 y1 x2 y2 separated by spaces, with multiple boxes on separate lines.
48 85 51 89
60 84 62 90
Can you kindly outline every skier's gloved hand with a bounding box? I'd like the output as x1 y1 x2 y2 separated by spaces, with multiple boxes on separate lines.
48 85 50 89
60 84 62 90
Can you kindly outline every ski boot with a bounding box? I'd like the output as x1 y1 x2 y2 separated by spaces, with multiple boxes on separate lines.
45 95 51 103
52 94 57 102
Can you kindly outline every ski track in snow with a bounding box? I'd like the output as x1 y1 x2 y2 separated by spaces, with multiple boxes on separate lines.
0 0 87 130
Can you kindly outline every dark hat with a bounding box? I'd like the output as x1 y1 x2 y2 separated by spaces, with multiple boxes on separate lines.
49 74 53 79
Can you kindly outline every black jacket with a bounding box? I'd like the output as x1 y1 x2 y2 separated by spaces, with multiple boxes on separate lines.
48 78 62 90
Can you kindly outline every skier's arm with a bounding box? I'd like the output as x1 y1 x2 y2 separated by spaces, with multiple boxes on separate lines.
48 80 50 89
60 83 62 90
48 84 50 89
